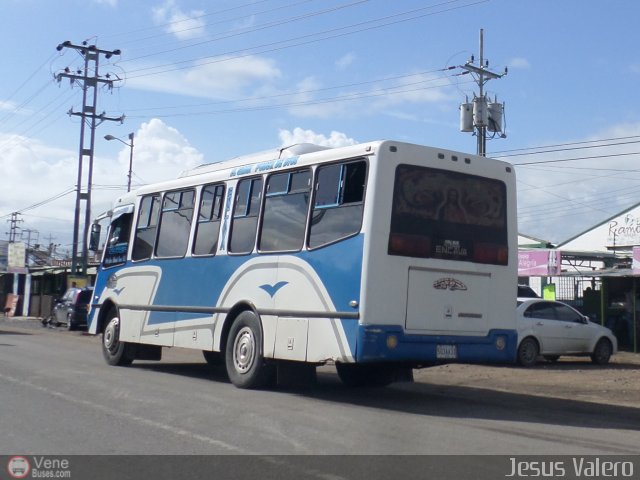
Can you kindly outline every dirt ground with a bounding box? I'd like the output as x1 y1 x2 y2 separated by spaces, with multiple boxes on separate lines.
415 351 640 408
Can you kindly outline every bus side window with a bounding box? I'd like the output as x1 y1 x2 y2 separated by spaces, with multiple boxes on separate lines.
132 194 160 261
309 160 366 249
156 189 195 258
259 169 311 252
193 184 225 256
229 177 263 254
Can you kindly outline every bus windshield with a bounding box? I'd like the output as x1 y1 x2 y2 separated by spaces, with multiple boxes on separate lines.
388 164 508 265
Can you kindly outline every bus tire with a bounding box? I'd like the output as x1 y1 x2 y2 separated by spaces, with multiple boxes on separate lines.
336 363 396 387
102 312 135 367
225 311 274 389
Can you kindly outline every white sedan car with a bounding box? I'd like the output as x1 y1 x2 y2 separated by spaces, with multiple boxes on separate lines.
516 298 617 367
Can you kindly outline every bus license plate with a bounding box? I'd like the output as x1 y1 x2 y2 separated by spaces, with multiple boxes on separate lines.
437 344 457 359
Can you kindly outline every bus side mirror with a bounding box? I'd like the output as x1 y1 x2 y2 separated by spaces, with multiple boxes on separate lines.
89 223 101 252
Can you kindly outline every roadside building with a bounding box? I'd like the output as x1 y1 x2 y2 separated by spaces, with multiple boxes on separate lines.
518 204 640 352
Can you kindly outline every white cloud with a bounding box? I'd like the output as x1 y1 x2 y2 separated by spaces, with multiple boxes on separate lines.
278 128 357 148
287 72 456 119
508 57 531 70
127 55 281 99
0 100 17 112
0 119 202 247
152 0 206 40
186 57 281 95
336 53 356 70
126 118 202 182
93 0 118 6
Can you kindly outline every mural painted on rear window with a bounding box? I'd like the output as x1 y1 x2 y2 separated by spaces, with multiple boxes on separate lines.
394 166 505 228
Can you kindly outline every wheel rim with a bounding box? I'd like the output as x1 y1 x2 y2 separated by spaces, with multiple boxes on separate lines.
232 326 256 374
104 318 120 354
596 341 610 362
521 340 537 363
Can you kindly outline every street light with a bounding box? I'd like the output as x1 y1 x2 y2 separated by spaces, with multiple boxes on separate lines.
104 132 134 192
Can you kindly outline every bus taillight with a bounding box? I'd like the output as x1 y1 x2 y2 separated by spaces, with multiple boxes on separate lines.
474 243 508 265
388 233 431 258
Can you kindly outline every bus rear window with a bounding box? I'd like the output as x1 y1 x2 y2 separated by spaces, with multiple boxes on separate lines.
388 164 508 265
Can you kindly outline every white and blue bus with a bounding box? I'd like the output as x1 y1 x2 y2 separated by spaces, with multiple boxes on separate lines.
88 140 517 388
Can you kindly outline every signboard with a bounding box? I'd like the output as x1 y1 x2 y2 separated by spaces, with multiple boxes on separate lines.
7 242 26 273
67 276 88 289
607 213 640 247
518 249 562 276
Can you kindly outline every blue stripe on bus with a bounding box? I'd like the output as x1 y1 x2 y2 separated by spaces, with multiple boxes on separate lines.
91 235 364 355
356 326 518 364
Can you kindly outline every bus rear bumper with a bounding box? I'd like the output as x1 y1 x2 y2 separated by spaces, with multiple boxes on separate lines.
355 325 517 365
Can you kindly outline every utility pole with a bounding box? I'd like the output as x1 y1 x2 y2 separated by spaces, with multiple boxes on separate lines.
55 40 124 275
458 29 508 156
6 212 22 242
45 234 58 264
21 228 39 267
21 228 39 249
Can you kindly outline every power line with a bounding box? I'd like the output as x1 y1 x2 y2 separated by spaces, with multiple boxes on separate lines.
104 0 279 41
124 0 487 79
491 135 640 156
0 188 76 220
513 151 640 166
125 67 455 114
124 0 369 63
127 75 472 119
0 53 58 124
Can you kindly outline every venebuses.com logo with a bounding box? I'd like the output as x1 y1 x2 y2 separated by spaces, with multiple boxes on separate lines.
6 456 72 479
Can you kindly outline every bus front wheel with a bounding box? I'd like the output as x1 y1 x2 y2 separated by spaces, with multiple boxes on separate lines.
102 313 135 366
225 311 274 389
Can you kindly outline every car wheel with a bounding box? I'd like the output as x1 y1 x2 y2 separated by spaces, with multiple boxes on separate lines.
101 311 135 366
591 338 612 365
517 337 539 367
544 355 560 363
225 311 274 389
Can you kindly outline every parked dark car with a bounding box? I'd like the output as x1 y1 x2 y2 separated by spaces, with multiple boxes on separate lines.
517 284 540 298
49 287 93 330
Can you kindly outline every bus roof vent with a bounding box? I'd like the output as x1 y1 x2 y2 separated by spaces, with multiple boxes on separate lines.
279 143 332 158
179 143 333 178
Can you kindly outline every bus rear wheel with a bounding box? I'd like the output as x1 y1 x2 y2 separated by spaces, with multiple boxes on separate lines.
102 312 135 366
225 311 274 389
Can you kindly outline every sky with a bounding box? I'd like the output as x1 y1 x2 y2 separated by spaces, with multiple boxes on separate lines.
2 0 640 256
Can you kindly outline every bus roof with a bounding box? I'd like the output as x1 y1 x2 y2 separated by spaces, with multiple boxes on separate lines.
106 140 513 212
178 143 332 179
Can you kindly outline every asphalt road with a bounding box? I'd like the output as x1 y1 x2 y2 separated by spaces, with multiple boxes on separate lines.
1 320 639 457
